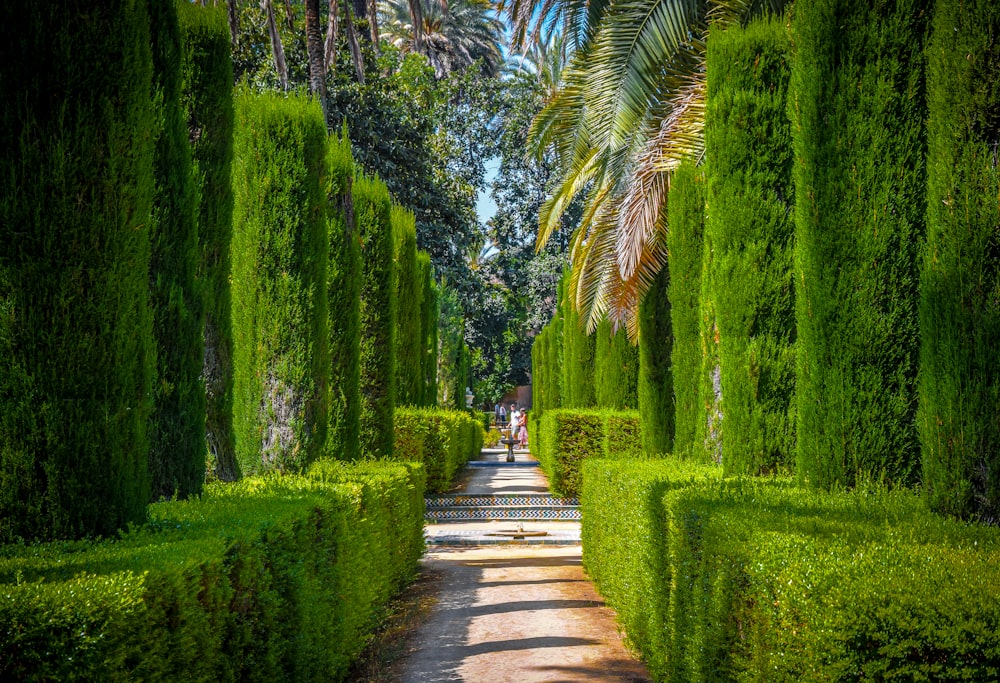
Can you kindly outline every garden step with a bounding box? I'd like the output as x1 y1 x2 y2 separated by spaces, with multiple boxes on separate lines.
425 506 581 521
425 494 578 508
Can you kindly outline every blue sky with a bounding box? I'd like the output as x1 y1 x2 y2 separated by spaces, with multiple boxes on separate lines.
476 156 501 225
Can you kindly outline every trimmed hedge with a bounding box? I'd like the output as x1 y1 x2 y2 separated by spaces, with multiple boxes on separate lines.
594 318 639 410
148 0 206 501
0 461 426 682
231 91 330 475
582 458 1000 681
667 161 706 460
393 205 424 406
790 0 928 489
919 0 1000 519
0 0 156 541
417 253 439 406
638 266 674 455
705 18 795 477
176 0 237 481
355 174 396 458
394 408 484 492
559 269 596 408
326 130 362 462
535 409 643 496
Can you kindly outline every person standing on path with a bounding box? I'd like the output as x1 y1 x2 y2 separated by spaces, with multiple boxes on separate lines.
509 404 521 442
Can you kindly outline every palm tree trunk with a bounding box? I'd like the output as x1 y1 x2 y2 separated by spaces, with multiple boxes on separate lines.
408 0 423 52
227 0 239 46
283 0 295 29
344 1 366 83
263 0 290 90
324 0 339 73
367 0 380 50
305 0 327 118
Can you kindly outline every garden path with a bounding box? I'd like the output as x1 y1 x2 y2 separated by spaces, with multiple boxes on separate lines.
392 448 651 682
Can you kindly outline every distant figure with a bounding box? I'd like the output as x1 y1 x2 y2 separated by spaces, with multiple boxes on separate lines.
494 402 501 427
499 403 507 428
510 404 521 442
518 409 528 448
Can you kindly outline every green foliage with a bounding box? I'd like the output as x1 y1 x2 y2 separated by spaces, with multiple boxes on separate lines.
231 91 330 475
393 205 425 406
0 0 155 541
558 269 596 408
326 130 362 461
594 318 639 409
582 459 1000 681
0 462 425 681
436 284 467 409
148 0 206 501
705 18 795 477
175 0 236 481
790 0 928 489
531 321 562 416
418 255 439 406
919 0 1000 519
667 162 706 460
394 408 484 491
355 174 397 458
638 266 674 455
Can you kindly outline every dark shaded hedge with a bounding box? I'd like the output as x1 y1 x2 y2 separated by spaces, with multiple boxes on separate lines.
393 205 423 406
355 174 397 457
790 0 928 489
638 266 674 455
559 270 596 408
417 253 439 406
176 0 237 481
0 461 425 682
919 0 1000 519
326 130 361 461
231 92 329 475
0 0 156 541
148 0 206 501
582 458 1000 681
594 318 639 410
667 162 706 460
705 18 795 477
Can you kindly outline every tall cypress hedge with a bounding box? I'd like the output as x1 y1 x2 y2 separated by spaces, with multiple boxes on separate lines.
639 265 674 455
559 270 596 408
919 0 1000 518
594 318 639 410
418 255 438 406
0 1 155 541
326 130 361 461
176 0 237 481
355 174 397 458
706 18 795 476
231 92 329 475
667 162 706 460
791 0 928 489
148 0 206 501
393 206 423 406
698 198 724 465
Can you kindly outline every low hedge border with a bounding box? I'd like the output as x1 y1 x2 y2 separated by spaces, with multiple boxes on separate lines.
534 409 645 496
394 408 484 492
581 458 1000 681
0 460 425 682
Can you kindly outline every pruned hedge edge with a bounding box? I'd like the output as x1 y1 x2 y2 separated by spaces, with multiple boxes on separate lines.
394 408 484 492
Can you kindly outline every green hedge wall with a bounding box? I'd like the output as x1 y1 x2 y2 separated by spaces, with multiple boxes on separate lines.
594 318 639 410
176 0 236 481
919 0 1000 519
416 252 437 406
395 408 484 492
559 269 596 408
582 459 1000 681
148 0 206 501
790 0 929 489
705 18 795 477
638 266 674 455
535 409 643 496
231 92 329 475
355 174 396 458
0 0 156 541
667 162 706 460
393 205 424 406
0 461 425 682
326 130 361 462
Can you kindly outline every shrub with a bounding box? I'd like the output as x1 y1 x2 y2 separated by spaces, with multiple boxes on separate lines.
639 266 674 455
0 461 426 682
326 129 362 461
790 0 929 489
148 0 206 501
394 408 483 492
418 256 438 406
176 0 237 481
355 174 396 458
919 0 1000 519
705 18 795 476
582 459 1000 681
393 206 424 406
594 318 639 410
231 91 329 475
559 269 596 408
0 0 156 541
667 162 706 460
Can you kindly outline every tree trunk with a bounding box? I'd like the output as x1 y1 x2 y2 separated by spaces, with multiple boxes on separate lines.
367 0 379 50
227 0 239 46
408 0 423 53
344 2 365 83
263 0 290 90
324 0 339 74
305 0 327 118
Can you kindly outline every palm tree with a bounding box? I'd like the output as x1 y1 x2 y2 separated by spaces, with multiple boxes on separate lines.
378 0 505 78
